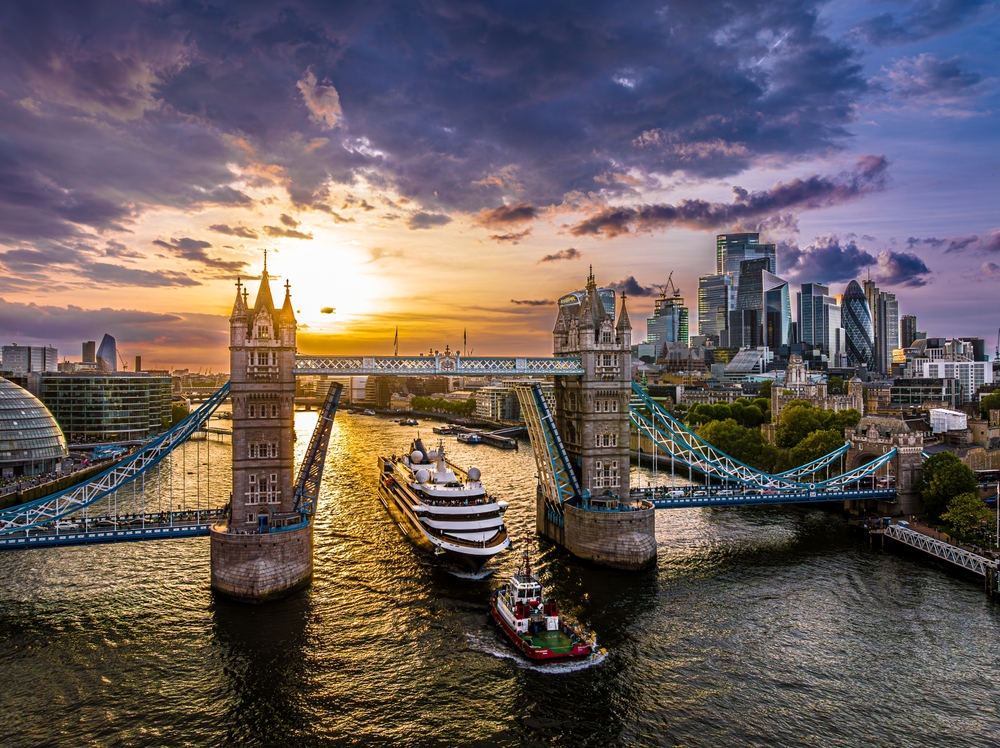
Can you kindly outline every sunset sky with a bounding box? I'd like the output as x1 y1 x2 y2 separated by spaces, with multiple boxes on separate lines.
0 1 997 370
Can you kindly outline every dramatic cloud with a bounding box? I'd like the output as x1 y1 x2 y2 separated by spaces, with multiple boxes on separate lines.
609 276 657 297
263 225 314 240
510 299 551 306
570 157 889 238
476 203 538 227
82 262 199 288
407 212 452 230
209 224 259 239
538 248 582 264
780 235 932 287
853 0 991 45
279 214 300 227
152 237 247 271
874 250 932 287
873 54 986 113
103 240 143 259
779 235 876 282
297 69 344 130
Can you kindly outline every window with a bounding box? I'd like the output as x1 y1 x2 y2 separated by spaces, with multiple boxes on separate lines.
249 474 256 483
270 473 277 483
602 331 612 343
271 404 278 417
257 326 269 339
256 352 268 366
249 444 258 459
611 399 618 412
249 405 256 418
247 513 255 523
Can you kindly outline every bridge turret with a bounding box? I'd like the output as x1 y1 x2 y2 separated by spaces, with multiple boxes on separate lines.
211 256 311 603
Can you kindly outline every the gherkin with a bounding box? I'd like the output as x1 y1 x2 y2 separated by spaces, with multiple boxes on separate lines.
842 280 874 369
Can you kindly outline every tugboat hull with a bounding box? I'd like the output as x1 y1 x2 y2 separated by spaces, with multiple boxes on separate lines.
489 591 594 663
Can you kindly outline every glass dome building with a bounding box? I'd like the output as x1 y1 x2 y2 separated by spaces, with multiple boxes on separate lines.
0 377 68 477
842 280 874 369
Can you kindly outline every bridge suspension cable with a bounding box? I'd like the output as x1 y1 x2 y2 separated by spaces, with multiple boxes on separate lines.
0 383 231 535
293 382 343 520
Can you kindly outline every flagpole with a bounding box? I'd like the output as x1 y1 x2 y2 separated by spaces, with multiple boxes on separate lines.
394 326 398 357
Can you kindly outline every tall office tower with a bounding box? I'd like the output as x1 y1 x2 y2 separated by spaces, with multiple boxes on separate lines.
96 334 118 372
862 279 899 374
728 258 769 347
698 274 736 341
884 292 899 367
842 280 874 369
1 345 59 373
82 341 96 364
762 271 791 348
900 315 917 349
646 289 689 346
716 233 776 283
798 283 846 361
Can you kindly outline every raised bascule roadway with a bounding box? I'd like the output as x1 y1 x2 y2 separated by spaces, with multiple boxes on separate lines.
0 267 920 597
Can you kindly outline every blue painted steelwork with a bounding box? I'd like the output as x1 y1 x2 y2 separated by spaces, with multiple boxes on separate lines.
630 382 897 492
294 354 584 377
774 443 850 479
514 383 581 504
293 382 343 520
633 486 896 509
0 384 230 536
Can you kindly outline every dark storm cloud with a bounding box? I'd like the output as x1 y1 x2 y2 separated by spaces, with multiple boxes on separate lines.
779 236 876 282
875 251 932 287
610 276 657 297
538 248 581 264
780 235 932 287
263 225 314 240
853 0 990 46
103 240 143 258
572 157 888 237
209 224 259 239
152 237 247 271
407 212 453 230
0 0 880 239
510 299 551 306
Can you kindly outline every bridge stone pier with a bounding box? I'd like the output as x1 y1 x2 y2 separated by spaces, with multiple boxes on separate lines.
845 417 925 516
544 270 657 570
210 266 313 603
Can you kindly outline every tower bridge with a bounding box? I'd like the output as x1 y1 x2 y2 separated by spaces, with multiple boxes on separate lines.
0 265 912 596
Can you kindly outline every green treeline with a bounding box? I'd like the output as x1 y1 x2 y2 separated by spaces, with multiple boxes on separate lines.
686 398 860 475
410 396 477 417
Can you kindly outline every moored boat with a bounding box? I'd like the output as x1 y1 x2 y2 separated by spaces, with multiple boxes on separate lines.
432 425 457 435
378 438 510 571
490 551 598 662
457 432 483 444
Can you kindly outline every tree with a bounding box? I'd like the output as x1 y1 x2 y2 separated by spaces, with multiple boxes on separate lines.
827 377 845 395
921 452 979 518
758 380 772 400
171 403 189 426
698 419 764 467
788 429 845 472
941 492 994 542
980 392 1000 419
775 401 824 447
830 408 862 434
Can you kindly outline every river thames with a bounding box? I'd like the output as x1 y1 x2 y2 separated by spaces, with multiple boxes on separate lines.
1 411 999 747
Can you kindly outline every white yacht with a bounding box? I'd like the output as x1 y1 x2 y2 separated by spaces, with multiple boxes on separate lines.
378 438 510 571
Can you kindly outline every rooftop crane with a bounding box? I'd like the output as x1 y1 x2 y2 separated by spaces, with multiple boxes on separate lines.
654 271 681 300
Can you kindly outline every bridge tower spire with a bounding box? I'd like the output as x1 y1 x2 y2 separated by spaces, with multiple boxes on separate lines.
211 265 313 602
544 270 656 570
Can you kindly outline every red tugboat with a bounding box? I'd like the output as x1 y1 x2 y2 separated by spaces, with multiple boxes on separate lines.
490 551 598 662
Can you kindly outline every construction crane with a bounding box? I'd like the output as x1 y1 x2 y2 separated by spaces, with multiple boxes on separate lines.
654 271 681 300
995 327 999 361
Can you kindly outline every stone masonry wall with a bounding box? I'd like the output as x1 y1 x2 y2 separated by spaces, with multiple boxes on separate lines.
562 502 657 570
210 523 313 603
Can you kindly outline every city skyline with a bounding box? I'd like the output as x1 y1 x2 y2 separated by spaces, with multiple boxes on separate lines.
0 1 997 369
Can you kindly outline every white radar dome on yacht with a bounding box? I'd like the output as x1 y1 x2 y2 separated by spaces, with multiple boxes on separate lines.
426 450 439 461
415 469 430 483
468 467 481 481
411 451 424 463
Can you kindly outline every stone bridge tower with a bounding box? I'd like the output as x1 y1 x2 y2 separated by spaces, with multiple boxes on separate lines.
210 261 313 602
543 268 657 570
845 416 924 516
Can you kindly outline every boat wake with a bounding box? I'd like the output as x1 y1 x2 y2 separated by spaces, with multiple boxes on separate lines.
447 568 497 580
465 630 608 673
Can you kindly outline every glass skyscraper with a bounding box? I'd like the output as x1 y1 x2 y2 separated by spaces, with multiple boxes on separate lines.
842 280 874 369
797 283 844 362
716 233 776 283
96 334 118 373
646 295 689 346
697 274 735 340
762 271 790 348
